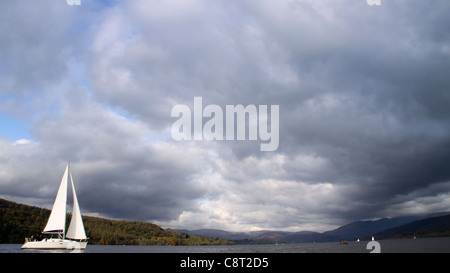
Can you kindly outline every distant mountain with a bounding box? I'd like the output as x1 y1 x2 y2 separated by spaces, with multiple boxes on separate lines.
375 214 450 239
280 214 450 242
168 229 319 244
255 231 316 242
175 216 437 243
279 231 336 243
170 213 450 244
321 216 421 241
173 228 326 243
168 228 258 240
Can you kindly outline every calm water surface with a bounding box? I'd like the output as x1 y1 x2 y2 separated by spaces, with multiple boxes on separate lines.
2 237 450 253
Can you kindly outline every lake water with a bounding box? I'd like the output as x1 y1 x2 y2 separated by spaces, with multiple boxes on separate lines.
2 237 450 253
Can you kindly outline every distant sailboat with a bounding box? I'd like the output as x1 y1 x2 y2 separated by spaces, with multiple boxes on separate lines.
22 164 88 250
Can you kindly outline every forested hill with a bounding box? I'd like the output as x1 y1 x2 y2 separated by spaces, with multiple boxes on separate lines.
0 198 233 245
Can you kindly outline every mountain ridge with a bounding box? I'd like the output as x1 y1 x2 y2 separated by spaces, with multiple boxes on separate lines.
173 213 450 243
374 214 450 239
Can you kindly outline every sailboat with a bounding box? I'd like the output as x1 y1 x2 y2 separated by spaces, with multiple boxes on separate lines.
22 163 88 250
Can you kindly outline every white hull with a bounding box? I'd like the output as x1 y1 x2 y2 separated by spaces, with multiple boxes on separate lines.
22 239 87 250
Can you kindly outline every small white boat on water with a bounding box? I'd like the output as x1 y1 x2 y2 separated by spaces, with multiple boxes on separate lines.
22 163 88 250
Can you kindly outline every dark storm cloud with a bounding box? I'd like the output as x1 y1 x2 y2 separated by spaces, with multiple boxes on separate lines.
273 0 450 221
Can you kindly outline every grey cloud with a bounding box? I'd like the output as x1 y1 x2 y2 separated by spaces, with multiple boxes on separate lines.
1 0 450 231
29 92 210 221
0 1 79 106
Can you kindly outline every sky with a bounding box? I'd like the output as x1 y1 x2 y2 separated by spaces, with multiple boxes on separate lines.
1 0 450 232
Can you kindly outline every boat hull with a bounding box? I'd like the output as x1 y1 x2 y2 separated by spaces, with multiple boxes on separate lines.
21 239 87 250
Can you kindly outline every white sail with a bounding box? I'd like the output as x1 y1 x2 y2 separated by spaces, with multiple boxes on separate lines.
22 163 88 250
42 165 69 235
66 170 87 240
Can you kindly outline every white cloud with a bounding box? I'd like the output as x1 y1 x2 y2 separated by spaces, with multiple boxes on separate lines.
13 139 32 145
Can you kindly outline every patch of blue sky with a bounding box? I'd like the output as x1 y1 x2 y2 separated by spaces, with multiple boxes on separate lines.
0 63 6 75
0 112 30 141
110 106 137 124
91 0 118 9
65 0 120 48
67 57 92 92
77 0 118 12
